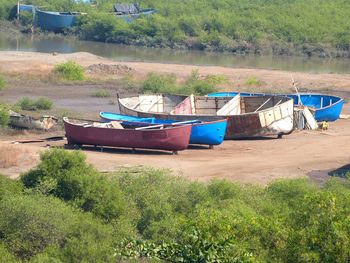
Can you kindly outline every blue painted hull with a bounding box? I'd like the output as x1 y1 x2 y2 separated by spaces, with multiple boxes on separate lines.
100 112 227 146
208 92 344 122
36 9 80 31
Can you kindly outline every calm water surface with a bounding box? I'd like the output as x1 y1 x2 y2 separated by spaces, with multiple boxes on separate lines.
1 33 350 73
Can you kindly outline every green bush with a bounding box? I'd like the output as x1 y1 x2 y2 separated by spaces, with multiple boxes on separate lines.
16 97 53 111
0 175 23 200
21 149 126 222
0 74 6 90
244 76 264 86
1 148 350 262
0 105 10 127
91 89 111 98
142 72 177 94
53 61 85 81
182 70 218 95
0 194 114 261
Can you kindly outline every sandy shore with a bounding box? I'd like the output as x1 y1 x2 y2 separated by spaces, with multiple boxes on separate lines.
0 51 349 185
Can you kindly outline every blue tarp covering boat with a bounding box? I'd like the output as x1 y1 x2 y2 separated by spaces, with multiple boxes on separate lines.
35 9 82 31
100 112 227 146
208 92 344 122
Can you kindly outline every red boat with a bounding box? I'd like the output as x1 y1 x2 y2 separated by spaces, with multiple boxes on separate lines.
63 117 192 153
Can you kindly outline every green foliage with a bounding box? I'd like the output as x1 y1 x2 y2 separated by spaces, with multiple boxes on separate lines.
0 175 23 200
0 243 18 263
16 97 53 111
140 70 218 95
0 194 114 261
0 104 10 127
91 89 111 98
2 0 350 54
1 149 350 262
182 70 218 95
0 74 6 90
21 149 126 222
244 76 264 86
53 61 85 81
142 72 177 94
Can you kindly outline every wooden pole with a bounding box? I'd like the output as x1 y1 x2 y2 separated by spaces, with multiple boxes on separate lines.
291 74 303 106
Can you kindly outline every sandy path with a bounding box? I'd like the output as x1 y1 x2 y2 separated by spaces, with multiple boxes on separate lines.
1 51 350 92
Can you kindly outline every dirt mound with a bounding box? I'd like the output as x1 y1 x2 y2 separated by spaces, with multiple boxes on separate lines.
86 63 133 75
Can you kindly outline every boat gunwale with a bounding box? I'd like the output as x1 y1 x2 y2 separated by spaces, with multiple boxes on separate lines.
208 92 344 110
99 112 227 126
63 117 191 132
118 95 293 117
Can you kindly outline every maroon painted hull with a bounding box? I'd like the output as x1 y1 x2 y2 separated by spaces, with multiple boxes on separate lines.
64 118 191 151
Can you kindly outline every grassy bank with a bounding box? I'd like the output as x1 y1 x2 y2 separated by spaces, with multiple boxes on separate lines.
2 0 350 57
0 148 350 262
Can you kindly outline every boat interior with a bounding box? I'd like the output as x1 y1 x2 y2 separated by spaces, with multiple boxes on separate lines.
64 118 171 130
120 94 290 115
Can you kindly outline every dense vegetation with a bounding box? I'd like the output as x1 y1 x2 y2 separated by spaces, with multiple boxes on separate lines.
16 97 53 111
0 149 349 262
2 0 350 56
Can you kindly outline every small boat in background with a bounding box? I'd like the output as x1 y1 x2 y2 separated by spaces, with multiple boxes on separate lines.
208 92 344 122
9 111 58 130
113 3 156 23
100 112 227 146
63 117 191 153
35 9 83 31
117 94 294 139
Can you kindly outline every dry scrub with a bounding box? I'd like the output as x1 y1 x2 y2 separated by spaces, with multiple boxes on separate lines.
0 145 26 168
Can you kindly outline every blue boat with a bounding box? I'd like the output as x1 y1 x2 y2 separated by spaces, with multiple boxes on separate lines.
100 112 227 146
208 92 344 122
35 9 82 31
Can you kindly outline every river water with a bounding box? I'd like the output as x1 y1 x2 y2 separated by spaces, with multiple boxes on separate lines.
1 33 350 73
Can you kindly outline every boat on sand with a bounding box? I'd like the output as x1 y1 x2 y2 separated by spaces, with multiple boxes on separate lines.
63 117 192 153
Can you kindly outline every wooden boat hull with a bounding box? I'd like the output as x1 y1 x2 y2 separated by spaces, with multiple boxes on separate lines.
117 95 294 139
63 117 191 152
36 9 80 31
100 112 227 146
10 112 57 130
208 92 344 122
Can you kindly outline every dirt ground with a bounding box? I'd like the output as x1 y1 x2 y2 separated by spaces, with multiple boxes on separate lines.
0 51 349 185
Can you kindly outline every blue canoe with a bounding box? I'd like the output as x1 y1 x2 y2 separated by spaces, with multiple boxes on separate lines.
100 112 227 146
208 92 344 122
36 9 82 31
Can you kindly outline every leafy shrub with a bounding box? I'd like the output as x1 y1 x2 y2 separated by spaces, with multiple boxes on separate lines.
0 243 18 263
91 89 111 98
0 74 6 90
244 76 264 86
21 149 126 222
35 97 53 110
0 194 114 261
142 72 177 94
16 97 53 111
0 105 10 127
0 175 23 200
182 70 218 95
53 61 85 81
